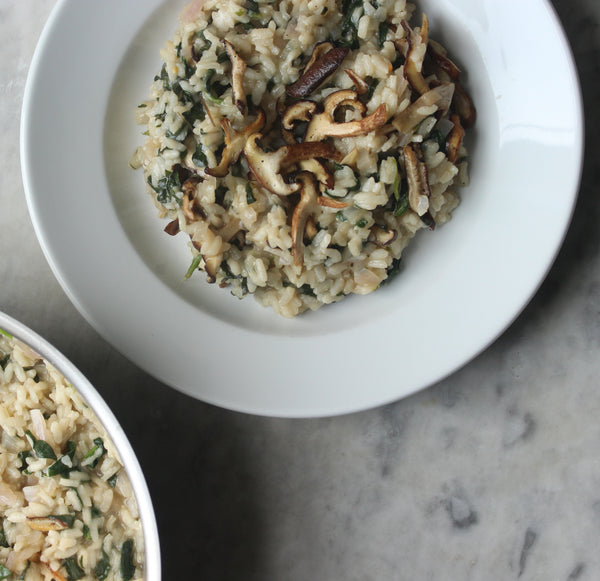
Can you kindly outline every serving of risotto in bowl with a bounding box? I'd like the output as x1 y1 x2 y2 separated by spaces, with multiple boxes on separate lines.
131 0 475 317
0 312 161 580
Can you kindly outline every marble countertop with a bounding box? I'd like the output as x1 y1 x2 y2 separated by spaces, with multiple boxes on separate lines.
1 1 599 579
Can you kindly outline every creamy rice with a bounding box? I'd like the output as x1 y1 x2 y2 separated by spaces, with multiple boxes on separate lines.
0 330 144 580
131 0 475 317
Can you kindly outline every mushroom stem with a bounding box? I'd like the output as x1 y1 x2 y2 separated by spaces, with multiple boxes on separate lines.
291 173 320 265
222 39 248 114
403 143 431 217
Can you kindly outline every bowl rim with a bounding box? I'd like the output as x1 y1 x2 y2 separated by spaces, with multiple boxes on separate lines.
0 310 162 581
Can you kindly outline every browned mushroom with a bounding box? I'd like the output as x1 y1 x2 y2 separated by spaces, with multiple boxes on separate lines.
403 143 431 217
286 45 350 99
244 133 340 195
344 69 369 95
426 39 476 129
401 14 430 95
164 219 180 236
372 225 398 246
222 39 247 114
205 108 266 177
446 113 465 163
427 39 461 82
391 82 454 136
181 177 205 221
291 173 320 265
305 89 387 142
317 196 350 209
27 516 71 532
452 82 477 129
281 100 317 144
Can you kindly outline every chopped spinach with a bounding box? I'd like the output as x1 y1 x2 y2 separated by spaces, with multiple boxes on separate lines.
383 257 402 283
18 450 32 473
192 142 208 168
246 182 256 204
94 549 111 581
204 69 225 104
63 556 85 581
378 21 389 48
0 564 10 580
336 211 347 222
82 438 106 469
183 101 206 127
355 218 368 228
0 525 8 548
147 170 182 206
26 430 57 460
120 539 136 581
47 455 73 477
107 472 119 488
428 129 446 152
0 353 9 369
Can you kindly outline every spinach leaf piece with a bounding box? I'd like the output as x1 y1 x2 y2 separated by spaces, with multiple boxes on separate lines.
82 438 106 469
94 549 111 581
0 564 11 580
120 539 136 581
63 556 85 581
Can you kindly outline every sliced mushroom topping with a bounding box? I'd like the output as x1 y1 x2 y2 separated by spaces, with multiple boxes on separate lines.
300 158 335 188
291 173 320 265
27 516 71 532
372 225 398 246
305 89 387 141
446 113 465 163
222 39 247 114
452 82 477 129
317 196 349 209
281 100 317 144
427 39 461 82
205 108 266 177
164 219 180 236
244 133 340 195
426 39 476 129
286 45 350 99
403 143 431 216
344 69 369 95
391 82 454 135
401 14 430 95
182 177 205 221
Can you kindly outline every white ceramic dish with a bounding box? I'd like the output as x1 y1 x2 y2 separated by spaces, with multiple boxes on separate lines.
21 0 583 418
0 311 162 580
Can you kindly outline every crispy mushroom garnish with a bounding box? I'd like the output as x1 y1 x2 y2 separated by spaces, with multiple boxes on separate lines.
291 173 321 265
401 14 430 95
244 133 340 195
286 45 350 99
391 82 454 136
205 108 266 177
222 39 247 114
403 143 431 216
427 39 461 81
446 113 465 163
305 90 387 142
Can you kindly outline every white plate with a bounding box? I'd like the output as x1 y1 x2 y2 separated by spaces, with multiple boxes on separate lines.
21 0 583 417
0 311 162 580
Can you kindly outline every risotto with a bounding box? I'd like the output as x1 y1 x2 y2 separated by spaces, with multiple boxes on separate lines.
0 330 144 580
131 0 475 317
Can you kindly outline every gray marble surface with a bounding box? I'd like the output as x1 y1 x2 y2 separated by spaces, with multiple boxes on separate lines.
1 0 599 579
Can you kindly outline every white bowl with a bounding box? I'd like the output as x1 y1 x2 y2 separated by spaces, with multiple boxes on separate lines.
0 310 161 581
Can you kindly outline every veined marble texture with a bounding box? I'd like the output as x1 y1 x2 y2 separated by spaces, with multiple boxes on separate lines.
1 0 599 579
